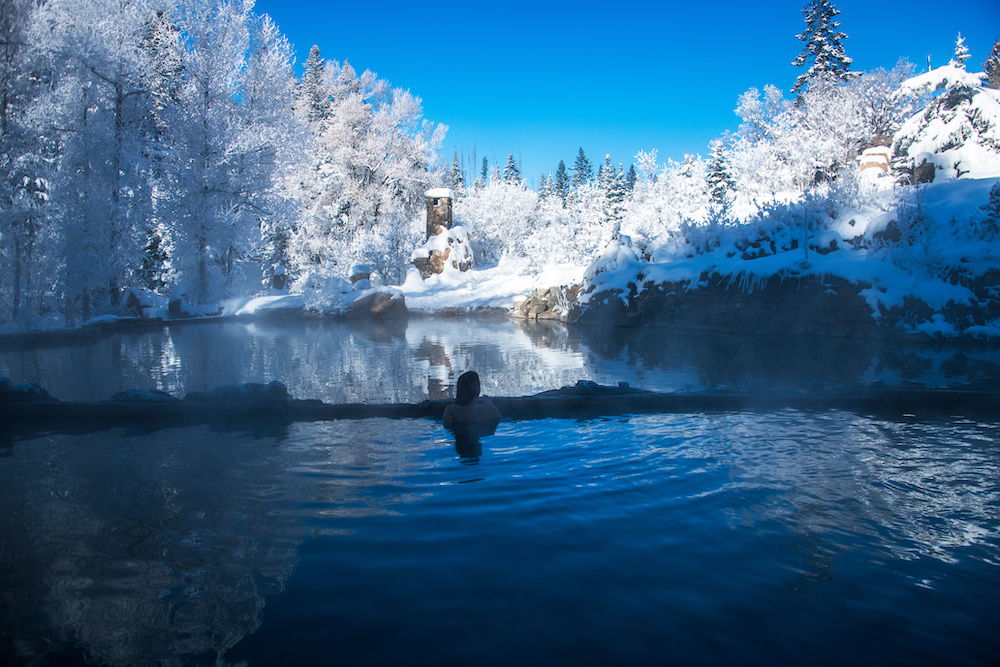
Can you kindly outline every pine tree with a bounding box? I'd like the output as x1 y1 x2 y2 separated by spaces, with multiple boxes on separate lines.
791 0 853 95
554 160 569 207
450 150 465 197
951 33 970 69
983 39 1000 89
300 44 330 128
481 157 488 184
597 154 615 192
538 173 551 199
706 138 736 205
625 164 637 193
572 147 592 186
503 153 521 183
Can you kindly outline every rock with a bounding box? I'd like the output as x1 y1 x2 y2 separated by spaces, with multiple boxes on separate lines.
3 382 56 402
913 160 935 184
168 298 192 319
512 285 580 321
871 220 901 245
349 290 408 319
184 381 289 405
111 389 180 402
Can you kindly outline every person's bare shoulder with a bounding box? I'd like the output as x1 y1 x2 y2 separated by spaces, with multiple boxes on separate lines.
474 397 502 421
443 403 460 428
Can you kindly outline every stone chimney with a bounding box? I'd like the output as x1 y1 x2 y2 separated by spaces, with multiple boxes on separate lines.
424 188 453 238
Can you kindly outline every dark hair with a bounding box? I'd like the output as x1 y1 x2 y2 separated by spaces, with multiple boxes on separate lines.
454 371 481 406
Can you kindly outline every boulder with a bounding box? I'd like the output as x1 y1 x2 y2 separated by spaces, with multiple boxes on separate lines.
349 290 407 319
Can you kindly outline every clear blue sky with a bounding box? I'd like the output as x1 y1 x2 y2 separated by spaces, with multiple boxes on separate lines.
253 0 1000 187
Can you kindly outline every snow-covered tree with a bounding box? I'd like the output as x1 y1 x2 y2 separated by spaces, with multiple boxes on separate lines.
36 0 171 320
0 0 53 325
298 44 331 129
706 137 736 205
450 150 465 198
625 164 637 193
165 0 303 302
950 33 970 70
287 55 446 286
983 39 1000 89
735 85 790 143
892 64 1000 181
791 0 853 95
852 60 917 139
597 154 626 234
503 153 521 184
553 159 569 206
572 147 592 186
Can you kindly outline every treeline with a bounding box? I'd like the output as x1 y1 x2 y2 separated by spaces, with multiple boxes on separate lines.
446 3 1000 273
0 0 444 328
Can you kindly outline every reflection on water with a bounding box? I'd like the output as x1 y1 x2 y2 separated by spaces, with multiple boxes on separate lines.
1 319 999 403
1 412 998 665
0 420 437 666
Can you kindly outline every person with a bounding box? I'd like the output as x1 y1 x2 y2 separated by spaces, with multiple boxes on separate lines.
442 371 501 429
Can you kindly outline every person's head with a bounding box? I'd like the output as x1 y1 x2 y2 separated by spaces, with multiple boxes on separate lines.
455 371 481 406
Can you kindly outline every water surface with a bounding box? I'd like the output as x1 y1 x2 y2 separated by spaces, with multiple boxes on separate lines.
1 318 997 402
1 411 998 665
1 319 998 665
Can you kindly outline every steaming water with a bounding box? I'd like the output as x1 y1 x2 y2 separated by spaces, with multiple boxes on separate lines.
1 413 998 666
1 319 999 665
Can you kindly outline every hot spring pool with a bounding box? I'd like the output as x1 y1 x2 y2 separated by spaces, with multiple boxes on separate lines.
2 410 998 665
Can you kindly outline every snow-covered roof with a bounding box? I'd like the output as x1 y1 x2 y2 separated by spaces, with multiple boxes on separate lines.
425 188 453 199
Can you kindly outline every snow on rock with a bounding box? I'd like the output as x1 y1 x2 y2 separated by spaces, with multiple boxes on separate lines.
411 222 473 278
221 294 305 317
575 177 1000 338
294 271 356 315
348 286 407 319
400 258 586 313
184 381 289 405
111 388 180 402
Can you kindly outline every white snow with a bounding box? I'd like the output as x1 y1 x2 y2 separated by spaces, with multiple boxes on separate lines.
425 187 453 199
221 294 305 316
400 259 586 312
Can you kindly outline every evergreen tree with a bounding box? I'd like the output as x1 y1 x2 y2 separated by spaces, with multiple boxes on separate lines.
597 154 616 192
791 0 853 95
706 138 736 205
554 159 569 207
299 44 331 128
481 157 488 184
503 153 521 183
983 39 1000 89
538 173 551 199
951 33 970 69
572 147 592 186
597 156 626 235
450 150 465 197
625 164 637 193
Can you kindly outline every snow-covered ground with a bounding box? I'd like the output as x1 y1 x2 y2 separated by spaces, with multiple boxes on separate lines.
399 260 585 312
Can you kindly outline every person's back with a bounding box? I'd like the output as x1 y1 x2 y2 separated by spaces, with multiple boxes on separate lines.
443 371 501 429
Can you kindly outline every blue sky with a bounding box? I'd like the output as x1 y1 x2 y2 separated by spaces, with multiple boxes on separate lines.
253 0 1000 186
